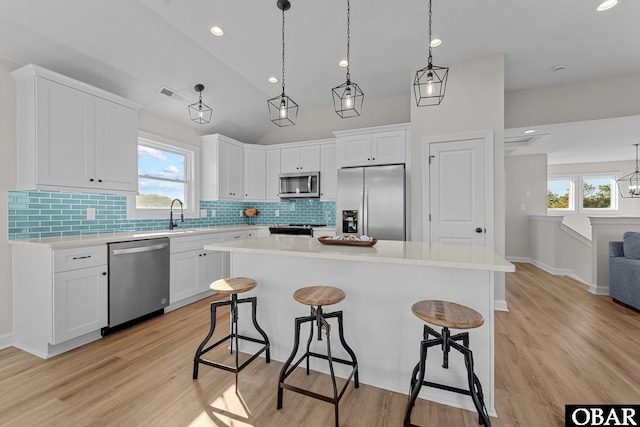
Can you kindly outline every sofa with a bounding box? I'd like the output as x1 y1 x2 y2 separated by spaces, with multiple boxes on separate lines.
609 231 640 311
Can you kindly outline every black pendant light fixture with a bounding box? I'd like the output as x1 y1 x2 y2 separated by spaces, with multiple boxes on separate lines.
413 0 448 107
188 84 212 124
616 143 640 198
332 0 364 118
268 0 298 127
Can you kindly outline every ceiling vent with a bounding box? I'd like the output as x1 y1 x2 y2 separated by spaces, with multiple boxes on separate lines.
157 86 188 102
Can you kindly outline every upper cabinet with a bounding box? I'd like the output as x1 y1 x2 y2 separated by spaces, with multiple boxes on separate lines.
201 134 244 201
265 149 282 201
244 148 266 200
335 124 410 168
320 144 337 200
11 64 138 194
280 145 321 173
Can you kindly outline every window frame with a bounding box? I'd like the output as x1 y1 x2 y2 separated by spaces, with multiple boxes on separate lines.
579 173 620 213
127 131 200 220
547 175 575 212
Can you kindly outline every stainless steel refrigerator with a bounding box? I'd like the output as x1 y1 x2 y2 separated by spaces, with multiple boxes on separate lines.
336 164 406 241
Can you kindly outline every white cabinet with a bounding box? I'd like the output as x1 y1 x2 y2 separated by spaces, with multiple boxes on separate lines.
281 145 321 173
244 148 266 200
320 144 337 200
201 134 244 201
12 244 108 358
336 128 407 167
169 233 228 310
265 149 281 201
11 64 138 194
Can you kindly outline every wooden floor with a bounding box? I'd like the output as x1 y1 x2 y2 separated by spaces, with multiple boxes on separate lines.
1 262 639 426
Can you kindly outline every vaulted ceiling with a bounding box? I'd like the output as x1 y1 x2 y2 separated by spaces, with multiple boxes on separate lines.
1 0 638 156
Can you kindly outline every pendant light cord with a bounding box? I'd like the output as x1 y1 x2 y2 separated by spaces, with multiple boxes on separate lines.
281 7 286 96
427 0 433 66
635 144 640 172
346 0 351 83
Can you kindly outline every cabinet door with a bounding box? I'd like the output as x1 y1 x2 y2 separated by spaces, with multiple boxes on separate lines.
170 250 201 303
36 77 95 188
300 145 321 171
227 143 244 200
280 147 301 173
94 98 137 192
340 134 372 167
321 144 337 200
244 148 266 200
371 130 406 165
266 149 281 201
53 265 107 344
199 251 227 293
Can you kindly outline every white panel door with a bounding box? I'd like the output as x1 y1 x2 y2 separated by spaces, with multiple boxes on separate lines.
243 148 266 200
36 77 95 188
94 97 137 192
371 130 405 165
300 145 320 171
280 147 301 173
340 134 372 167
320 144 337 200
170 250 200 303
227 143 244 200
429 138 485 245
266 149 281 201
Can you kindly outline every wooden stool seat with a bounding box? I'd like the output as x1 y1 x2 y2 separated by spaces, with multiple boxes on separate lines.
210 277 257 294
293 286 346 307
411 300 484 330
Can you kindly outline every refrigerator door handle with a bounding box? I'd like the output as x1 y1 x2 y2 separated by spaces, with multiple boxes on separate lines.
363 187 369 236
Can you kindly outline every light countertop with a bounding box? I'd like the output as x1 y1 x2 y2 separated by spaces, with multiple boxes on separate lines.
204 235 515 272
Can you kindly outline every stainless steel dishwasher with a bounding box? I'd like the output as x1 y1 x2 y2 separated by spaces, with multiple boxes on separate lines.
104 238 170 334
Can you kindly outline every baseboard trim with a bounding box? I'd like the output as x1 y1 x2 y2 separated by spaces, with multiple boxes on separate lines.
494 300 509 312
0 333 13 350
507 257 597 293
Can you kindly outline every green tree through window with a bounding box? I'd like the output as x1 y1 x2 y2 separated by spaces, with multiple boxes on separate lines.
583 179 611 208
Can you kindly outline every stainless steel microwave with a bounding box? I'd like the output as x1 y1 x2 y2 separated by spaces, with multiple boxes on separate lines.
278 172 320 199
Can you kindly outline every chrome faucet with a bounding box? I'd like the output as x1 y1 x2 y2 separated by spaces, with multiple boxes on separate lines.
169 199 184 230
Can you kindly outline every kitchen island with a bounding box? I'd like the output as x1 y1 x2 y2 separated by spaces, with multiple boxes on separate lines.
203 235 514 416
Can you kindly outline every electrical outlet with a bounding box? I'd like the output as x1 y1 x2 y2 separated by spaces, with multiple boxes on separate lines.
211 209 216 218
525 190 531 197
200 209 207 218
275 209 280 217
86 207 96 220
520 204 526 211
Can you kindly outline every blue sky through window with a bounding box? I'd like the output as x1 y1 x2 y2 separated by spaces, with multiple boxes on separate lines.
138 145 186 201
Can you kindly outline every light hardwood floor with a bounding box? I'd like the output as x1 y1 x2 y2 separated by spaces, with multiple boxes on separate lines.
1 262 639 426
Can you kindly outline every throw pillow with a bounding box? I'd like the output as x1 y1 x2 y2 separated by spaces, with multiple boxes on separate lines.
623 231 640 259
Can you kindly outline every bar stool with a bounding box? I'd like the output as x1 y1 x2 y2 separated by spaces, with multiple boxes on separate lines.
193 277 270 389
277 286 359 427
404 300 491 427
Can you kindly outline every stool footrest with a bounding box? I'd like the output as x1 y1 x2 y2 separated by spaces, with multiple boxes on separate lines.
422 381 471 396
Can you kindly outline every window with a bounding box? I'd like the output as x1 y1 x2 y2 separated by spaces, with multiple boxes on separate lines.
581 175 617 211
127 132 199 219
547 177 574 210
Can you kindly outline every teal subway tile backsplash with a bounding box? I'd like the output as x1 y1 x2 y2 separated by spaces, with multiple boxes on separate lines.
7 191 336 240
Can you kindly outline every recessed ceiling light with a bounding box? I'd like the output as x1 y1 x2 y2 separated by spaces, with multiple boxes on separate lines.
523 129 536 134
597 0 620 11
430 38 443 48
268 77 278 84
209 26 224 36
338 59 349 68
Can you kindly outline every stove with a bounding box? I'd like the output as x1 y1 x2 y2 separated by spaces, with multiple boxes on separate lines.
268 224 327 236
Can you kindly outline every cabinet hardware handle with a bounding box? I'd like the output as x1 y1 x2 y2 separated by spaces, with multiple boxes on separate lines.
102 272 107 275
203 253 207 256
73 255 91 260
98 179 102 183
89 178 94 182
367 158 370 161
372 158 375 160
199 254 202 257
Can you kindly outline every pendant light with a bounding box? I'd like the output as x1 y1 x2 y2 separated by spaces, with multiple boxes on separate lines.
616 144 640 198
332 0 364 118
188 84 212 124
268 0 298 127
413 0 448 107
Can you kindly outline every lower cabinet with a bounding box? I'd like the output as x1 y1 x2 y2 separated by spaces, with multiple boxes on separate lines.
169 233 228 310
53 265 108 344
12 244 108 359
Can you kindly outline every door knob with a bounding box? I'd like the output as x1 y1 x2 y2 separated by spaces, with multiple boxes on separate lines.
475 227 483 233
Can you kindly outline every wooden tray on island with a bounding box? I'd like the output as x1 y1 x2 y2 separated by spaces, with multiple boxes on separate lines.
317 236 378 247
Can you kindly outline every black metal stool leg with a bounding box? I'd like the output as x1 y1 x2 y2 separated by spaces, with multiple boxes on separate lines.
460 345 491 426
277 316 305 409
305 307 315 375
231 295 239 389
320 315 340 427
193 301 220 379
335 311 359 388
249 296 271 363
404 340 428 427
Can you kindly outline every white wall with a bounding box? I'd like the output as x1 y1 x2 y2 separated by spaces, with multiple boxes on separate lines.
0 58 19 339
505 72 640 128
410 55 506 305
257 94 410 145
505 154 547 258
